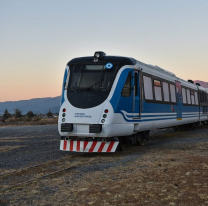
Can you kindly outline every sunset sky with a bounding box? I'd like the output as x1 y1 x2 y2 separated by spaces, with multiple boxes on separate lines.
1 0 208 102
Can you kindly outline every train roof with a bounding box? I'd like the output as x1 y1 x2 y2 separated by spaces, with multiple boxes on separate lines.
135 60 176 77
67 56 137 68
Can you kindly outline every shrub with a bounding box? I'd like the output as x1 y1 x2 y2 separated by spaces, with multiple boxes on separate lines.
14 108 22 118
46 110 53 118
26 111 34 118
3 109 11 120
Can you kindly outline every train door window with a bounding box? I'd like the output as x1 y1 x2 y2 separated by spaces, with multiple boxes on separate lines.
203 92 206 103
134 73 138 96
194 91 198 105
170 84 176 103
207 94 208 104
191 91 195 105
162 82 170 102
143 76 153 100
182 88 187 104
186 89 191 104
121 72 131 97
199 91 202 103
154 80 162 101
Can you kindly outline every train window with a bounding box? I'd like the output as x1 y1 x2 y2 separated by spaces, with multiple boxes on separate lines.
191 91 195 105
69 64 82 88
154 80 162 101
121 72 131 97
170 84 176 103
182 88 187 104
143 76 153 100
186 89 191 104
203 92 205 102
134 73 138 96
199 91 202 102
202 91 204 102
154 80 161 87
205 92 207 103
162 82 170 102
195 91 198 105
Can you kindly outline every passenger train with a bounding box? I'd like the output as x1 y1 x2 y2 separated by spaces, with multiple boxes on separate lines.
58 51 208 152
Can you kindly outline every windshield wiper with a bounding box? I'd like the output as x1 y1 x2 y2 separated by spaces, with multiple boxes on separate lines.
85 80 103 90
69 87 79 91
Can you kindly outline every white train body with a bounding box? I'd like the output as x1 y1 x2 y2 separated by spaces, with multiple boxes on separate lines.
58 52 208 152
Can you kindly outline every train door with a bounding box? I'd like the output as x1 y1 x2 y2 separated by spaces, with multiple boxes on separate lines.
132 71 140 118
176 81 182 119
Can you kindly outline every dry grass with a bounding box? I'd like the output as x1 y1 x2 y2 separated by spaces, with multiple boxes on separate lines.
1 127 208 206
0 118 58 127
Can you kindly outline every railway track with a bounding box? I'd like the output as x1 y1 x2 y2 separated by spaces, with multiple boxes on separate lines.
0 153 87 193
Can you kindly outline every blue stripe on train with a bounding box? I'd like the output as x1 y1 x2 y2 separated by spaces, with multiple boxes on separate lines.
61 68 68 106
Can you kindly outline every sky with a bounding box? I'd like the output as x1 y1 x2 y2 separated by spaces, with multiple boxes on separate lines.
1 0 208 102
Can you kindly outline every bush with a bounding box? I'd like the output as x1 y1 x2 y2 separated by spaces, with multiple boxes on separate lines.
46 110 53 118
26 111 34 118
14 108 22 118
3 109 11 120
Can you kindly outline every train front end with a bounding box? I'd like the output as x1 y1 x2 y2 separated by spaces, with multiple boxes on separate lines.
58 52 136 152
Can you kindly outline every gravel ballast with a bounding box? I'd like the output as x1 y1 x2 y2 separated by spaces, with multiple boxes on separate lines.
0 125 70 172
0 124 208 205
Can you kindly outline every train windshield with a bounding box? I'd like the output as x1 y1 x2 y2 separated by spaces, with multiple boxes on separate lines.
68 63 118 91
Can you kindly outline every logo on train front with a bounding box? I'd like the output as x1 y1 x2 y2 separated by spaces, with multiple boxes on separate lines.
105 63 113 69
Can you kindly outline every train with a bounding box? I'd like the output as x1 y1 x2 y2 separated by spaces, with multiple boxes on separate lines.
58 51 208 152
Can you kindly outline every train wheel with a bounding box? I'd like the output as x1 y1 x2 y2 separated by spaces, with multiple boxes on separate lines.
117 137 128 151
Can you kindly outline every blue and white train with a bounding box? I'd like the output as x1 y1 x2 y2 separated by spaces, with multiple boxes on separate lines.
58 51 208 152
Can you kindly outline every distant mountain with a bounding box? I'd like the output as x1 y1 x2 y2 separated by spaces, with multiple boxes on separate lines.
193 80 208 88
0 96 61 115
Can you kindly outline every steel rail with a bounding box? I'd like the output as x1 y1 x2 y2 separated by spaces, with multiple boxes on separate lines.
0 154 83 177
0 165 76 192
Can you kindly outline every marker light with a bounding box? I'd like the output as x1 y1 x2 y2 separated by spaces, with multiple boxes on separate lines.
104 109 108 113
95 53 100 58
63 108 66 112
62 118 65 122
103 114 107 118
101 119 105 123
93 51 106 60
62 113 66 117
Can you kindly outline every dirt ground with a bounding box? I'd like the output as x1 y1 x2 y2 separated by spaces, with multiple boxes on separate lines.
0 125 208 206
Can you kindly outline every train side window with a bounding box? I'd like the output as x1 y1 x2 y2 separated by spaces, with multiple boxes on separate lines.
182 88 187 104
170 84 176 103
121 72 131 97
154 80 162 101
134 73 138 96
186 89 191 104
162 82 170 102
191 91 195 105
143 76 153 100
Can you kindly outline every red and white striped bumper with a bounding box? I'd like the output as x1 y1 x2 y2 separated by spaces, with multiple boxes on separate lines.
60 140 119 152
